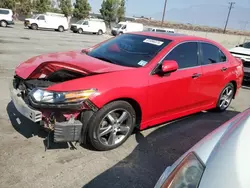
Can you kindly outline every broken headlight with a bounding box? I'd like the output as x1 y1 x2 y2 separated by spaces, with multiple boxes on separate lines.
30 88 97 103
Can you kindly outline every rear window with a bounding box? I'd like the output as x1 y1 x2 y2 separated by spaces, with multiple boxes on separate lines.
0 9 10 15
87 34 172 67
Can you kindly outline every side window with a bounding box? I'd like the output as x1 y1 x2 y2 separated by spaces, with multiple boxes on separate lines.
0 9 9 14
164 42 199 69
219 50 227 62
38 15 45 20
200 43 226 65
121 25 127 29
82 21 89 25
156 29 166 32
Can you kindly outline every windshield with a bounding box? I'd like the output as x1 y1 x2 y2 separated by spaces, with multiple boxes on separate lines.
242 42 250 49
87 34 172 67
114 24 123 28
31 14 38 19
76 20 84 24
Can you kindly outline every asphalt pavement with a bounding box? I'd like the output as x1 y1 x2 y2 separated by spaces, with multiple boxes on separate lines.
0 25 250 188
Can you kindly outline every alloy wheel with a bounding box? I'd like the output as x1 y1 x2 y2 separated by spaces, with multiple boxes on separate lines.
97 108 132 146
219 86 233 109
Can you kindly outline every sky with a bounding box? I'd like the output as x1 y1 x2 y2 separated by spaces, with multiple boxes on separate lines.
87 0 250 30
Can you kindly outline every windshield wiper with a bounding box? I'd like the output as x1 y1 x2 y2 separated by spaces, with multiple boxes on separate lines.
94 56 116 64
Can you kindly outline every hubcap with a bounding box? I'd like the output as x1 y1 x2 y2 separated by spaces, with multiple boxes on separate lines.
1 21 7 27
219 86 233 109
98 109 132 146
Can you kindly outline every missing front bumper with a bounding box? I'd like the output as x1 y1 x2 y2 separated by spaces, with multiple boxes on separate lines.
10 82 42 122
10 79 85 143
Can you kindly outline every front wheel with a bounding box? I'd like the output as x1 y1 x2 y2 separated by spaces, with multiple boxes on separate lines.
87 101 136 151
31 23 38 30
214 83 235 112
78 28 83 34
0 20 7 27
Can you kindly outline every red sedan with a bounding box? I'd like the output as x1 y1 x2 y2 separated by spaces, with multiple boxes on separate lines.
10 32 244 150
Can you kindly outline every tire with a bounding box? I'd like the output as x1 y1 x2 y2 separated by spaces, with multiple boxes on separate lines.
78 28 83 34
97 29 103 35
31 23 38 30
214 83 235 112
87 101 136 151
58 26 64 32
0 20 7 27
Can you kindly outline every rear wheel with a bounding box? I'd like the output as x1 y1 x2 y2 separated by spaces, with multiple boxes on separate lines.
0 20 7 27
31 23 38 30
78 28 83 34
214 83 235 112
97 29 103 35
58 26 64 32
87 101 136 151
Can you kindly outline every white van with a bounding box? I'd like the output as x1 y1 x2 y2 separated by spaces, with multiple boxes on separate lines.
146 27 175 33
24 12 68 32
0 8 14 27
70 18 106 35
111 21 144 36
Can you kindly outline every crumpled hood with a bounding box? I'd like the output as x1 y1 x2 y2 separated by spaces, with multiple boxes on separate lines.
229 47 250 55
15 50 132 79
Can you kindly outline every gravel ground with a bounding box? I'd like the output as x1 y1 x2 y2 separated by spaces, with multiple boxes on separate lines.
0 24 250 188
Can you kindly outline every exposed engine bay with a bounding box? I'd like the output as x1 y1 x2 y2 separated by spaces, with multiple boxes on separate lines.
12 69 93 147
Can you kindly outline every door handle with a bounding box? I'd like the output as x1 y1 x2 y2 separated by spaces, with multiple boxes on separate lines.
221 67 228 71
192 73 201 78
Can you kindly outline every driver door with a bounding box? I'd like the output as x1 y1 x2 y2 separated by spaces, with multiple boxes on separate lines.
37 15 47 28
147 42 202 122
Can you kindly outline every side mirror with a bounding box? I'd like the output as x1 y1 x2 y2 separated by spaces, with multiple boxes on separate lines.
161 60 178 73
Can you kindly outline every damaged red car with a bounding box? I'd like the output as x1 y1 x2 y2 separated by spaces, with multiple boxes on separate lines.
10 32 244 151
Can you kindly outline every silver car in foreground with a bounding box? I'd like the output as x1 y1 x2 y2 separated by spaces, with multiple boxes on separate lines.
155 108 250 188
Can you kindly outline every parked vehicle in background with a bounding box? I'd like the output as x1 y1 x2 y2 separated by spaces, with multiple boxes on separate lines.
146 27 175 33
155 107 250 188
229 39 250 82
10 32 243 151
70 18 106 35
111 21 143 36
24 12 68 32
0 8 14 27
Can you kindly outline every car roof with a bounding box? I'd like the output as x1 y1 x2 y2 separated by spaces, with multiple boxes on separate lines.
131 31 213 43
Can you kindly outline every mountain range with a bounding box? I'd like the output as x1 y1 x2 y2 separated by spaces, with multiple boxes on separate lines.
147 4 250 30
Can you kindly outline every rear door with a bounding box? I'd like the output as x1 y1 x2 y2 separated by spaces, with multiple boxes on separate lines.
148 42 202 121
199 42 229 105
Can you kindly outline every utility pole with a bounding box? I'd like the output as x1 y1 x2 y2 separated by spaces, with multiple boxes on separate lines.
161 0 168 26
223 2 235 33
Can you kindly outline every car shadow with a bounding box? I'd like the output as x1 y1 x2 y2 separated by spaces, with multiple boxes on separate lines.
83 110 240 188
242 81 250 89
6 101 69 150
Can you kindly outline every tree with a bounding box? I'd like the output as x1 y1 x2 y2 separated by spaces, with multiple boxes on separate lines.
59 0 72 17
100 0 124 28
33 0 50 13
73 0 91 19
16 0 32 16
0 0 16 10
117 0 125 22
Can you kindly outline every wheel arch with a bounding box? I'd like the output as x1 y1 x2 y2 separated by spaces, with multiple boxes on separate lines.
229 80 237 99
102 97 142 128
